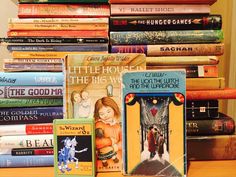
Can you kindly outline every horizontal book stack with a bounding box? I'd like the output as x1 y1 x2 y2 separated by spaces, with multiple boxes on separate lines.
0 72 63 168
0 0 110 72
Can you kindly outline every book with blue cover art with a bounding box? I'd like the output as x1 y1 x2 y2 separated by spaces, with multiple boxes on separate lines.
122 70 186 176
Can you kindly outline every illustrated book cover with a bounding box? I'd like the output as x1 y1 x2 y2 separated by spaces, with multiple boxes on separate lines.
122 70 186 176
53 119 95 177
63 53 146 172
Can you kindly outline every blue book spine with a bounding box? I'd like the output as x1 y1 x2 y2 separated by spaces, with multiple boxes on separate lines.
110 30 223 45
7 45 109 52
0 72 63 86
0 107 63 125
0 155 53 167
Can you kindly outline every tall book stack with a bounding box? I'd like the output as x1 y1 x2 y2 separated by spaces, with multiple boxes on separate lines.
0 0 110 72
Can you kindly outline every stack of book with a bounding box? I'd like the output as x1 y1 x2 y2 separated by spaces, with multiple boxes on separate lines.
0 72 63 167
0 0 110 72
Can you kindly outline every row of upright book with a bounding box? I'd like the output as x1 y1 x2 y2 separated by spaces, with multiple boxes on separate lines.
0 0 236 176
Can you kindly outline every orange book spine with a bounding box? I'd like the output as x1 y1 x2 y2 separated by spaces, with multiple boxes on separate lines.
186 77 225 90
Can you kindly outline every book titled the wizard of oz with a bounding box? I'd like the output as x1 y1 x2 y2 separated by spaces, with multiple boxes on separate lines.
64 53 146 172
53 119 95 177
122 70 186 176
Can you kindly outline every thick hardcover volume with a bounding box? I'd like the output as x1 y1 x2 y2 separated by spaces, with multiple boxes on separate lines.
110 30 223 45
111 4 210 15
64 54 145 172
12 148 53 156
187 100 219 119
146 56 219 66
0 134 53 155
7 45 108 52
0 123 53 136
0 155 53 167
122 70 186 176
187 113 235 136
187 134 236 160
18 4 110 18
109 0 217 5
111 43 224 56
19 0 108 3
54 119 95 177
0 72 63 86
0 107 63 125
8 30 108 38
186 88 236 100
0 98 63 108
0 37 108 44
147 65 219 78
0 86 63 98
186 77 225 90
110 15 222 31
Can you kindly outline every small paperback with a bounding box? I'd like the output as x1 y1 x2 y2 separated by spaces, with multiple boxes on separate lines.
122 70 186 176
53 119 95 177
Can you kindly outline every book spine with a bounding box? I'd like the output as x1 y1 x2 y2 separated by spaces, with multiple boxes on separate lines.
187 135 236 160
111 43 224 56
7 30 108 38
18 4 110 18
12 148 54 156
110 30 223 45
0 72 63 86
186 77 225 90
4 58 62 63
1 37 109 44
110 15 222 31
8 23 108 31
0 107 63 125
109 0 216 4
0 86 63 98
0 155 53 167
186 88 236 100
0 134 53 154
7 44 108 52
0 98 63 108
111 4 210 15
19 0 108 3
0 123 53 136
187 118 235 135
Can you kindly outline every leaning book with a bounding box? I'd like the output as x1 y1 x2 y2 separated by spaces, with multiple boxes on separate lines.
63 53 146 172
122 70 186 176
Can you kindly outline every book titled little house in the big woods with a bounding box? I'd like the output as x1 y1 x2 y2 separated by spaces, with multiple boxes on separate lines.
63 53 146 172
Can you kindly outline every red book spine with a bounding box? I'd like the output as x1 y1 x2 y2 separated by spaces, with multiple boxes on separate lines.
34 148 54 155
186 88 236 100
18 4 110 18
25 124 53 135
8 30 108 38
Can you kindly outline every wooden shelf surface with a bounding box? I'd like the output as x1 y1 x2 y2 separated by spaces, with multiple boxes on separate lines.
0 160 236 177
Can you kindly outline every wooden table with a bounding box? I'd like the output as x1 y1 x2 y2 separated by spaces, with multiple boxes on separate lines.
0 160 236 177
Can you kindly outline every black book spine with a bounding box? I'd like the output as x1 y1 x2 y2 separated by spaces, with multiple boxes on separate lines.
110 15 222 31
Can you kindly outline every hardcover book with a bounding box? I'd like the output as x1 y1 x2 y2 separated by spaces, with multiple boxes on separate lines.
186 77 225 90
122 70 186 176
64 53 146 172
53 119 95 177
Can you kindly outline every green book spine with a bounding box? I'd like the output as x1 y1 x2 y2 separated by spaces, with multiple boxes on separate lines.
18 0 108 3
0 98 63 108
53 119 95 177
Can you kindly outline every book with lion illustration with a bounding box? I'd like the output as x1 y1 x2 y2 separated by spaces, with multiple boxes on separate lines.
122 70 186 176
63 53 146 172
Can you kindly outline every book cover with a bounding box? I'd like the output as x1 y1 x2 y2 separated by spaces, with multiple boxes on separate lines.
187 100 219 119
0 155 53 167
110 15 222 31
187 133 236 160
187 112 235 135
186 88 236 100
0 134 53 155
64 53 146 172
122 70 186 176
53 119 95 177
0 72 63 86
186 77 225 90
12 148 53 156
110 30 223 45
111 43 224 56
